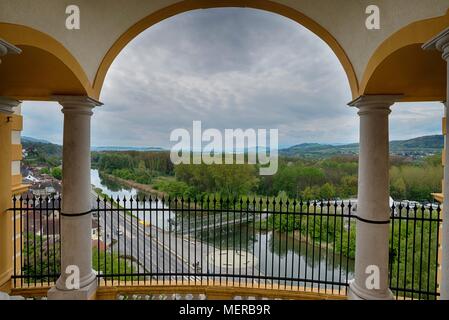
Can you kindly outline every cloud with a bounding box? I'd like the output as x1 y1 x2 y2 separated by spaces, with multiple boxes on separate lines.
390 102 443 140
21 102 63 144
21 8 443 147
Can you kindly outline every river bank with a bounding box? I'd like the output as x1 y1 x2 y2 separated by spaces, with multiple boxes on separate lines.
100 172 168 199
99 171 348 257
90 168 355 281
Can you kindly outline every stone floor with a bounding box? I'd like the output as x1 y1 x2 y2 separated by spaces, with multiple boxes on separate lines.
0 292 25 300
117 293 279 300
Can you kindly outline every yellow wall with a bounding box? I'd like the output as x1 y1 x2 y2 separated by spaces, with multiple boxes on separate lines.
0 113 13 289
429 114 446 297
10 107 27 288
438 115 445 296
360 10 449 101
0 105 27 291
10 110 26 194
0 23 93 100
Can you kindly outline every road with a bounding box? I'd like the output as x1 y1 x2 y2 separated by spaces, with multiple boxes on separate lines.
92 193 257 281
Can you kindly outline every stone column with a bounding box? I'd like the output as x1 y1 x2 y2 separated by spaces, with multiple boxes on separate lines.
0 98 21 291
348 95 400 300
48 96 102 300
424 27 449 300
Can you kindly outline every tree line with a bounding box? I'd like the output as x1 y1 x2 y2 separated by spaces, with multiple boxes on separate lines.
92 151 442 201
92 151 173 185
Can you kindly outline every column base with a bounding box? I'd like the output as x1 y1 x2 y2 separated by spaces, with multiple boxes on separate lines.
48 280 97 300
348 280 394 300
0 268 12 293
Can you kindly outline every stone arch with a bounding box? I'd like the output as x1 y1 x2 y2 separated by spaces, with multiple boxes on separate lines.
92 0 359 100
360 10 449 102
0 23 93 100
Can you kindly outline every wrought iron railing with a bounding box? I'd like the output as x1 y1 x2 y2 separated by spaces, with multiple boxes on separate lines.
389 203 441 299
11 195 61 287
10 195 441 299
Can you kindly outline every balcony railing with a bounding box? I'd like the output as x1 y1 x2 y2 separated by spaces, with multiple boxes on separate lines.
9 195 442 300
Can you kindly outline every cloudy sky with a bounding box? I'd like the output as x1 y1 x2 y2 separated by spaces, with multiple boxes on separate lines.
22 8 443 148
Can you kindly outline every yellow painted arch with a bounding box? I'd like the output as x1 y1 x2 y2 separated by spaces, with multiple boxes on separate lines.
93 0 359 100
360 10 449 102
0 23 93 100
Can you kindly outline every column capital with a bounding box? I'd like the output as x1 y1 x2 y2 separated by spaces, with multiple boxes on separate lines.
348 95 402 115
0 39 21 64
0 96 21 115
54 96 103 116
423 27 449 60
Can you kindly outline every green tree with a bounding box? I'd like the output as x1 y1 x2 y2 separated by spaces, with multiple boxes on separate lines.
301 186 320 200
339 175 358 198
391 177 406 199
40 167 50 174
175 162 258 199
51 167 62 180
319 183 336 199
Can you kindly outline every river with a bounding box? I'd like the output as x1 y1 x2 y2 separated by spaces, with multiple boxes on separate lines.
91 169 354 289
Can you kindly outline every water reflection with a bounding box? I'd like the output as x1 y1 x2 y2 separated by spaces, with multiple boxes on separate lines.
201 222 354 287
91 169 354 287
91 169 135 197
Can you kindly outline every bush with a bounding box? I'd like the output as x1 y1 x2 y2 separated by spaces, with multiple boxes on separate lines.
153 179 195 198
40 167 50 174
51 167 62 180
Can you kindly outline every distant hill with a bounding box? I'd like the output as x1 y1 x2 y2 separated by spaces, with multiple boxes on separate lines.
22 137 62 167
280 135 443 158
91 146 165 152
22 136 51 144
22 137 62 157
22 137 165 152
390 135 443 151
22 134 443 161
280 143 357 158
